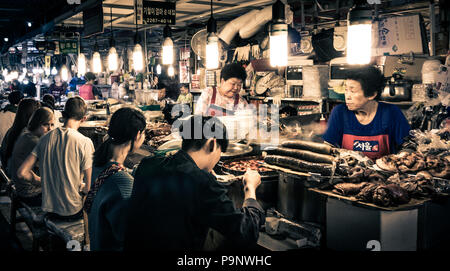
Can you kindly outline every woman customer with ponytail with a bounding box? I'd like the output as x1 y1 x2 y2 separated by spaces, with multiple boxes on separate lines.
84 107 146 251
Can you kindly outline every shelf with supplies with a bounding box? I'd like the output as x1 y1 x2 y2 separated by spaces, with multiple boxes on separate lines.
247 95 330 117
247 95 324 103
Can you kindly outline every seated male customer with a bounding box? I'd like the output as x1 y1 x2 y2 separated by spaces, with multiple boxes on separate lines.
18 96 95 219
124 115 265 250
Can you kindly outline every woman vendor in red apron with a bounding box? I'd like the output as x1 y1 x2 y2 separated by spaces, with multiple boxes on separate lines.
194 63 248 116
322 66 411 160
79 72 102 100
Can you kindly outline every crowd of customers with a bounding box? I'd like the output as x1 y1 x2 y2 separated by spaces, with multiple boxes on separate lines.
0 78 263 251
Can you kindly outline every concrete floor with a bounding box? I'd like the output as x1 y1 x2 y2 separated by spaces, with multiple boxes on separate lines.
0 196 34 251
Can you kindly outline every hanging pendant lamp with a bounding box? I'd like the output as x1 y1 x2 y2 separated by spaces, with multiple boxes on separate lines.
133 0 144 72
162 24 174 65
270 0 288 67
92 39 102 73
78 53 87 76
206 0 219 69
346 2 373 64
108 8 119 71
61 64 69 82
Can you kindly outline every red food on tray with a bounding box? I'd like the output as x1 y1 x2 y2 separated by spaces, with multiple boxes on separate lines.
223 158 272 173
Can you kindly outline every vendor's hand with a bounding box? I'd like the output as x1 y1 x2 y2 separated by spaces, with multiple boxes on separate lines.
273 95 282 107
243 169 261 191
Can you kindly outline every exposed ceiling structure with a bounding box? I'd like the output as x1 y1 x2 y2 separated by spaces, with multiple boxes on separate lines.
0 0 445 56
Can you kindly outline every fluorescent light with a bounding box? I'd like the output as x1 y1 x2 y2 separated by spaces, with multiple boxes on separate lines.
168 65 175 77
162 37 174 65
11 71 19 79
108 47 119 71
270 23 288 67
133 44 144 72
51 67 58 75
78 53 87 76
206 3 219 70
269 0 288 67
347 24 372 64
156 64 162 75
61 65 69 82
206 33 219 69
92 52 102 73
346 4 373 64
162 25 174 65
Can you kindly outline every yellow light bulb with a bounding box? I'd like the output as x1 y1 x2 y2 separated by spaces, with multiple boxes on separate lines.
162 37 174 65
346 24 372 64
92 52 102 73
61 65 69 82
168 65 174 77
133 44 144 72
206 33 219 69
270 23 288 67
108 47 119 71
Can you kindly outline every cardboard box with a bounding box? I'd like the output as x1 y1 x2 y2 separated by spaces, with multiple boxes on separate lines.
373 14 428 56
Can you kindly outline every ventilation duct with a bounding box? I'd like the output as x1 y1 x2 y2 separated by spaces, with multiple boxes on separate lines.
218 3 293 46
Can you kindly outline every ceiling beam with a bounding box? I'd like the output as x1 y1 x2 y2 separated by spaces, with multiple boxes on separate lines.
187 1 238 7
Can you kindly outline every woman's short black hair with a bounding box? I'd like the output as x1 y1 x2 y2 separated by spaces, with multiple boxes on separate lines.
84 72 96 81
180 115 228 152
346 66 385 100
180 83 189 89
220 63 246 82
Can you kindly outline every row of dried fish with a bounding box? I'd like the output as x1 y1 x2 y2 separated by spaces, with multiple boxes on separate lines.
332 170 437 207
375 152 450 179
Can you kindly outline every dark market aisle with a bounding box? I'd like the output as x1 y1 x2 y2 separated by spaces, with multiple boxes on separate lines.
0 195 29 251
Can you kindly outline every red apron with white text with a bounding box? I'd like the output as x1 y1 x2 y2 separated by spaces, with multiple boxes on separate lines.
79 84 95 100
206 87 240 117
342 134 390 160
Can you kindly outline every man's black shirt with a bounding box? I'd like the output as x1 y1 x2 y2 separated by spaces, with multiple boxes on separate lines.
123 150 265 250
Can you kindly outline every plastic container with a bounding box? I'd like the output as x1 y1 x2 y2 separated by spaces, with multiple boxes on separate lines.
422 59 441 84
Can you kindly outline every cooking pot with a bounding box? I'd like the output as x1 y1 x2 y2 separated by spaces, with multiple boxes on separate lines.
217 156 279 210
221 177 278 211
380 74 412 102
277 172 327 225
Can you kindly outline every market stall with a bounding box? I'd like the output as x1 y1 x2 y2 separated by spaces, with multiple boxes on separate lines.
0 0 449 253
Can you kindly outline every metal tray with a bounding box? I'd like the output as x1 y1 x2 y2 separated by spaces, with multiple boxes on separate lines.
221 143 253 158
